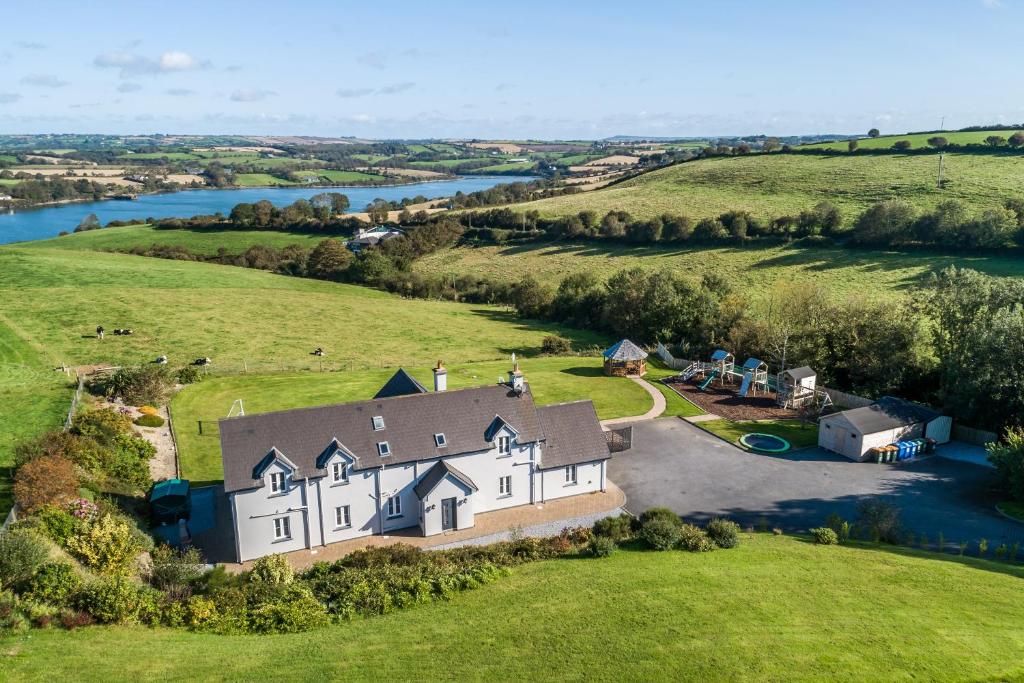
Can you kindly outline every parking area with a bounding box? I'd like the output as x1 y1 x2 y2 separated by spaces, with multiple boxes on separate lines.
609 418 1023 545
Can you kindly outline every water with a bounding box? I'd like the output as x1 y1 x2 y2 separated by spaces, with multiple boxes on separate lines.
0 175 535 244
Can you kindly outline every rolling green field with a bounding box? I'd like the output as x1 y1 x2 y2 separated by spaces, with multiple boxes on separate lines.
306 169 386 183
171 356 649 484
28 224 328 255
0 178 20 187
514 152 1024 221
233 173 298 186
415 240 1024 306
118 152 200 161
407 157 496 168
472 161 536 173
804 129 1024 151
4 535 1024 681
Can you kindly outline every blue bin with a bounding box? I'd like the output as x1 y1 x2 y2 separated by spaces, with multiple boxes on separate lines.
898 442 911 460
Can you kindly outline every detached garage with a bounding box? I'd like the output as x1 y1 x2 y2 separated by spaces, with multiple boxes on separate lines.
818 397 952 461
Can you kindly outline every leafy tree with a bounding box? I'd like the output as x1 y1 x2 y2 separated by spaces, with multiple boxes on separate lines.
868 128 881 138
926 136 948 149
762 137 780 152
988 427 1024 502
985 135 1008 147
14 455 79 513
851 200 916 245
847 139 858 152
75 213 101 232
511 276 553 319
892 140 912 151
914 200 969 244
1008 132 1024 149
306 239 352 281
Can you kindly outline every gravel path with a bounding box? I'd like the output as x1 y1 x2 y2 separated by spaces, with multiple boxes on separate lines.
431 507 626 550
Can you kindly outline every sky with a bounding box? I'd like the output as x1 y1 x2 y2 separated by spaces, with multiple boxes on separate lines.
1 0 1022 140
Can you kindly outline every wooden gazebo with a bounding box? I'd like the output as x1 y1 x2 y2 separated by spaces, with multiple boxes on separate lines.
602 339 648 377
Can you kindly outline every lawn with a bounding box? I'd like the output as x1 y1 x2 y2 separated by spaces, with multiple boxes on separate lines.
514 152 1024 221
471 161 537 174
414 240 1024 308
0 178 20 186
171 356 650 484
645 360 705 418
699 418 820 450
803 128 1024 151
306 169 387 183
233 173 298 187
4 535 1024 681
28 224 328 255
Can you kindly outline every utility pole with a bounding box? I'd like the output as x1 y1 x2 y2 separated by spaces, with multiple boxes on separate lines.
937 152 945 189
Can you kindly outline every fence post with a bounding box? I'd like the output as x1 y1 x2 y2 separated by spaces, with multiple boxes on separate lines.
198 420 203 435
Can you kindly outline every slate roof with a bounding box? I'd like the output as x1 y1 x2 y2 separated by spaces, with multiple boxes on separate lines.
826 396 943 434
374 368 428 399
413 460 477 499
603 339 648 361
220 383 548 494
783 366 816 381
536 401 611 470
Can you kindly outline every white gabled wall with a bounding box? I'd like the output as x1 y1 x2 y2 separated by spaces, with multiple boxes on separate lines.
420 476 475 536
318 455 380 544
233 460 309 562
539 460 604 501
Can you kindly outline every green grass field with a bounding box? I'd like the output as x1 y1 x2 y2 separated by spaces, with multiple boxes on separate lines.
515 152 1024 222
472 161 536 173
804 129 1024 151
306 169 386 183
4 535 1024 681
0 178 20 187
232 173 298 186
28 225 328 255
349 153 391 164
171 356 649 484
699 418 820 450
118 152 200 161
407 157 496 169
415 239 1024 307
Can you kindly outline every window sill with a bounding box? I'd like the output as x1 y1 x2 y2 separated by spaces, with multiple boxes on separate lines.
330 480 350 487
497 493 512 499
386 514 403 520
496 453 512 459
268 490 289 498
334 525 352 531
272 536 292 543
564 482 578 487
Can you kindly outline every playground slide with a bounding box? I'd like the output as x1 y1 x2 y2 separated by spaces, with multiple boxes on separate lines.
699 369 718 390
682 368 700 381
738 371 752 397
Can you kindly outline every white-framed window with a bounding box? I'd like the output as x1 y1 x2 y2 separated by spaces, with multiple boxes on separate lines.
335 505 351 528
498 475 512 497
273 516 291 540
372 415 385 431
269 471 287 493
387 495 402 518
498 435 511 455
565 465 577 485
332 462 348 483
434 433 447 448
377 441 391 457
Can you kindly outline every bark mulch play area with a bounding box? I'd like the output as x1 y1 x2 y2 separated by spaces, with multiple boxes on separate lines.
662 376 801 421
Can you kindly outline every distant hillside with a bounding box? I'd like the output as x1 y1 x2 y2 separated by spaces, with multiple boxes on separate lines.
803 128 1024 151
512 151 1024 221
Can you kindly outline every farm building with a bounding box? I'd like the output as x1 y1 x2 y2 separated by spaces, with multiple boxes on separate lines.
818 397 952 461
602 339 647 377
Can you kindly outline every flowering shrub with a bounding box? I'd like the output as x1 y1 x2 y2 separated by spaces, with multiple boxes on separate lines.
66 498 99 521
66 514 143 575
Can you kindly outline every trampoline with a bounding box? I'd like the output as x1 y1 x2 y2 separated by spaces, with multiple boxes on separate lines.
739 432 791 453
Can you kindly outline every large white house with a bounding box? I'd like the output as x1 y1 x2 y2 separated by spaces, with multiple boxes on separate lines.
219 363 612 562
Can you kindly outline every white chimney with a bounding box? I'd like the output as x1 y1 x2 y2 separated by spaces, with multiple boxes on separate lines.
433 360 447 392
508 362 524 392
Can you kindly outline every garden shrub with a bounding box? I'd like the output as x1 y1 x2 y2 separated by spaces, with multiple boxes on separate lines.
987 427 1024 502
640 518 682 550
588 536 616 558
133 413 165 428
73 407 134 442
13 455 79 513
36 504 80 546
26 562 82 607
592 513 634 541
855 500 903 544
639 507 682 527
59 609 94 630
78 576 146 624
243 584 331 634
92 365 173 405
149 545 205 595
540 335 572 355
0 529 50 589
810 527 839 545
176 365 204 385
706 518 741 549
139 405 160 416
66 514 143 575
249 554 294 585
0 591 26 631
677 524 715 552
825 513 851 543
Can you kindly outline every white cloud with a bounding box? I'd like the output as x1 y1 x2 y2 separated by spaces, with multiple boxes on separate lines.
94 50 209 77
117 82 142 93
20 74 67 88
230 88 275 102
164 88 195 97
16 41 45 49
337 87 374 98
336 83 414 98
378 81 414 95
0 93 21 104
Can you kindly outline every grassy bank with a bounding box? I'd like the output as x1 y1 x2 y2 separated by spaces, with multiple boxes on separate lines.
699 418 820 450
28 224 328 255
171 356 650 484
3 535 1024 681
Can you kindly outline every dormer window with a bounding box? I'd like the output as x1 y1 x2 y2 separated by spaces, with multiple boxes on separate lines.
332 462 348 483
372 416 385 431
434 433 447 448
498 435 511 455
377 441 391 457
270 471 287 493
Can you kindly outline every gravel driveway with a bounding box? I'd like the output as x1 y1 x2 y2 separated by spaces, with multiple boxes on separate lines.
609 418 1023 546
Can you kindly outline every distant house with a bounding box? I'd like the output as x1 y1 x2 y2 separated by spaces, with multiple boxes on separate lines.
219 362 612 562
346 225 404 253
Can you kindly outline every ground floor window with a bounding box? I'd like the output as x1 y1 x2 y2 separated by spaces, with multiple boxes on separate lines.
273 516 291 540
387 495 402 518
499 475 512 497
335 505 351 528
565 464 577 485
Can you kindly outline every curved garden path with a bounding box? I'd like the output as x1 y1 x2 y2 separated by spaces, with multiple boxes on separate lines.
601 376 666 428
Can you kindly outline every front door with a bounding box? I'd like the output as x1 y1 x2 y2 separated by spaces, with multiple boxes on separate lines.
441 497 456 531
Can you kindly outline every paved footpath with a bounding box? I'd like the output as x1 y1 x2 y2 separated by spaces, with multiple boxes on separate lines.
601 376 666 428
